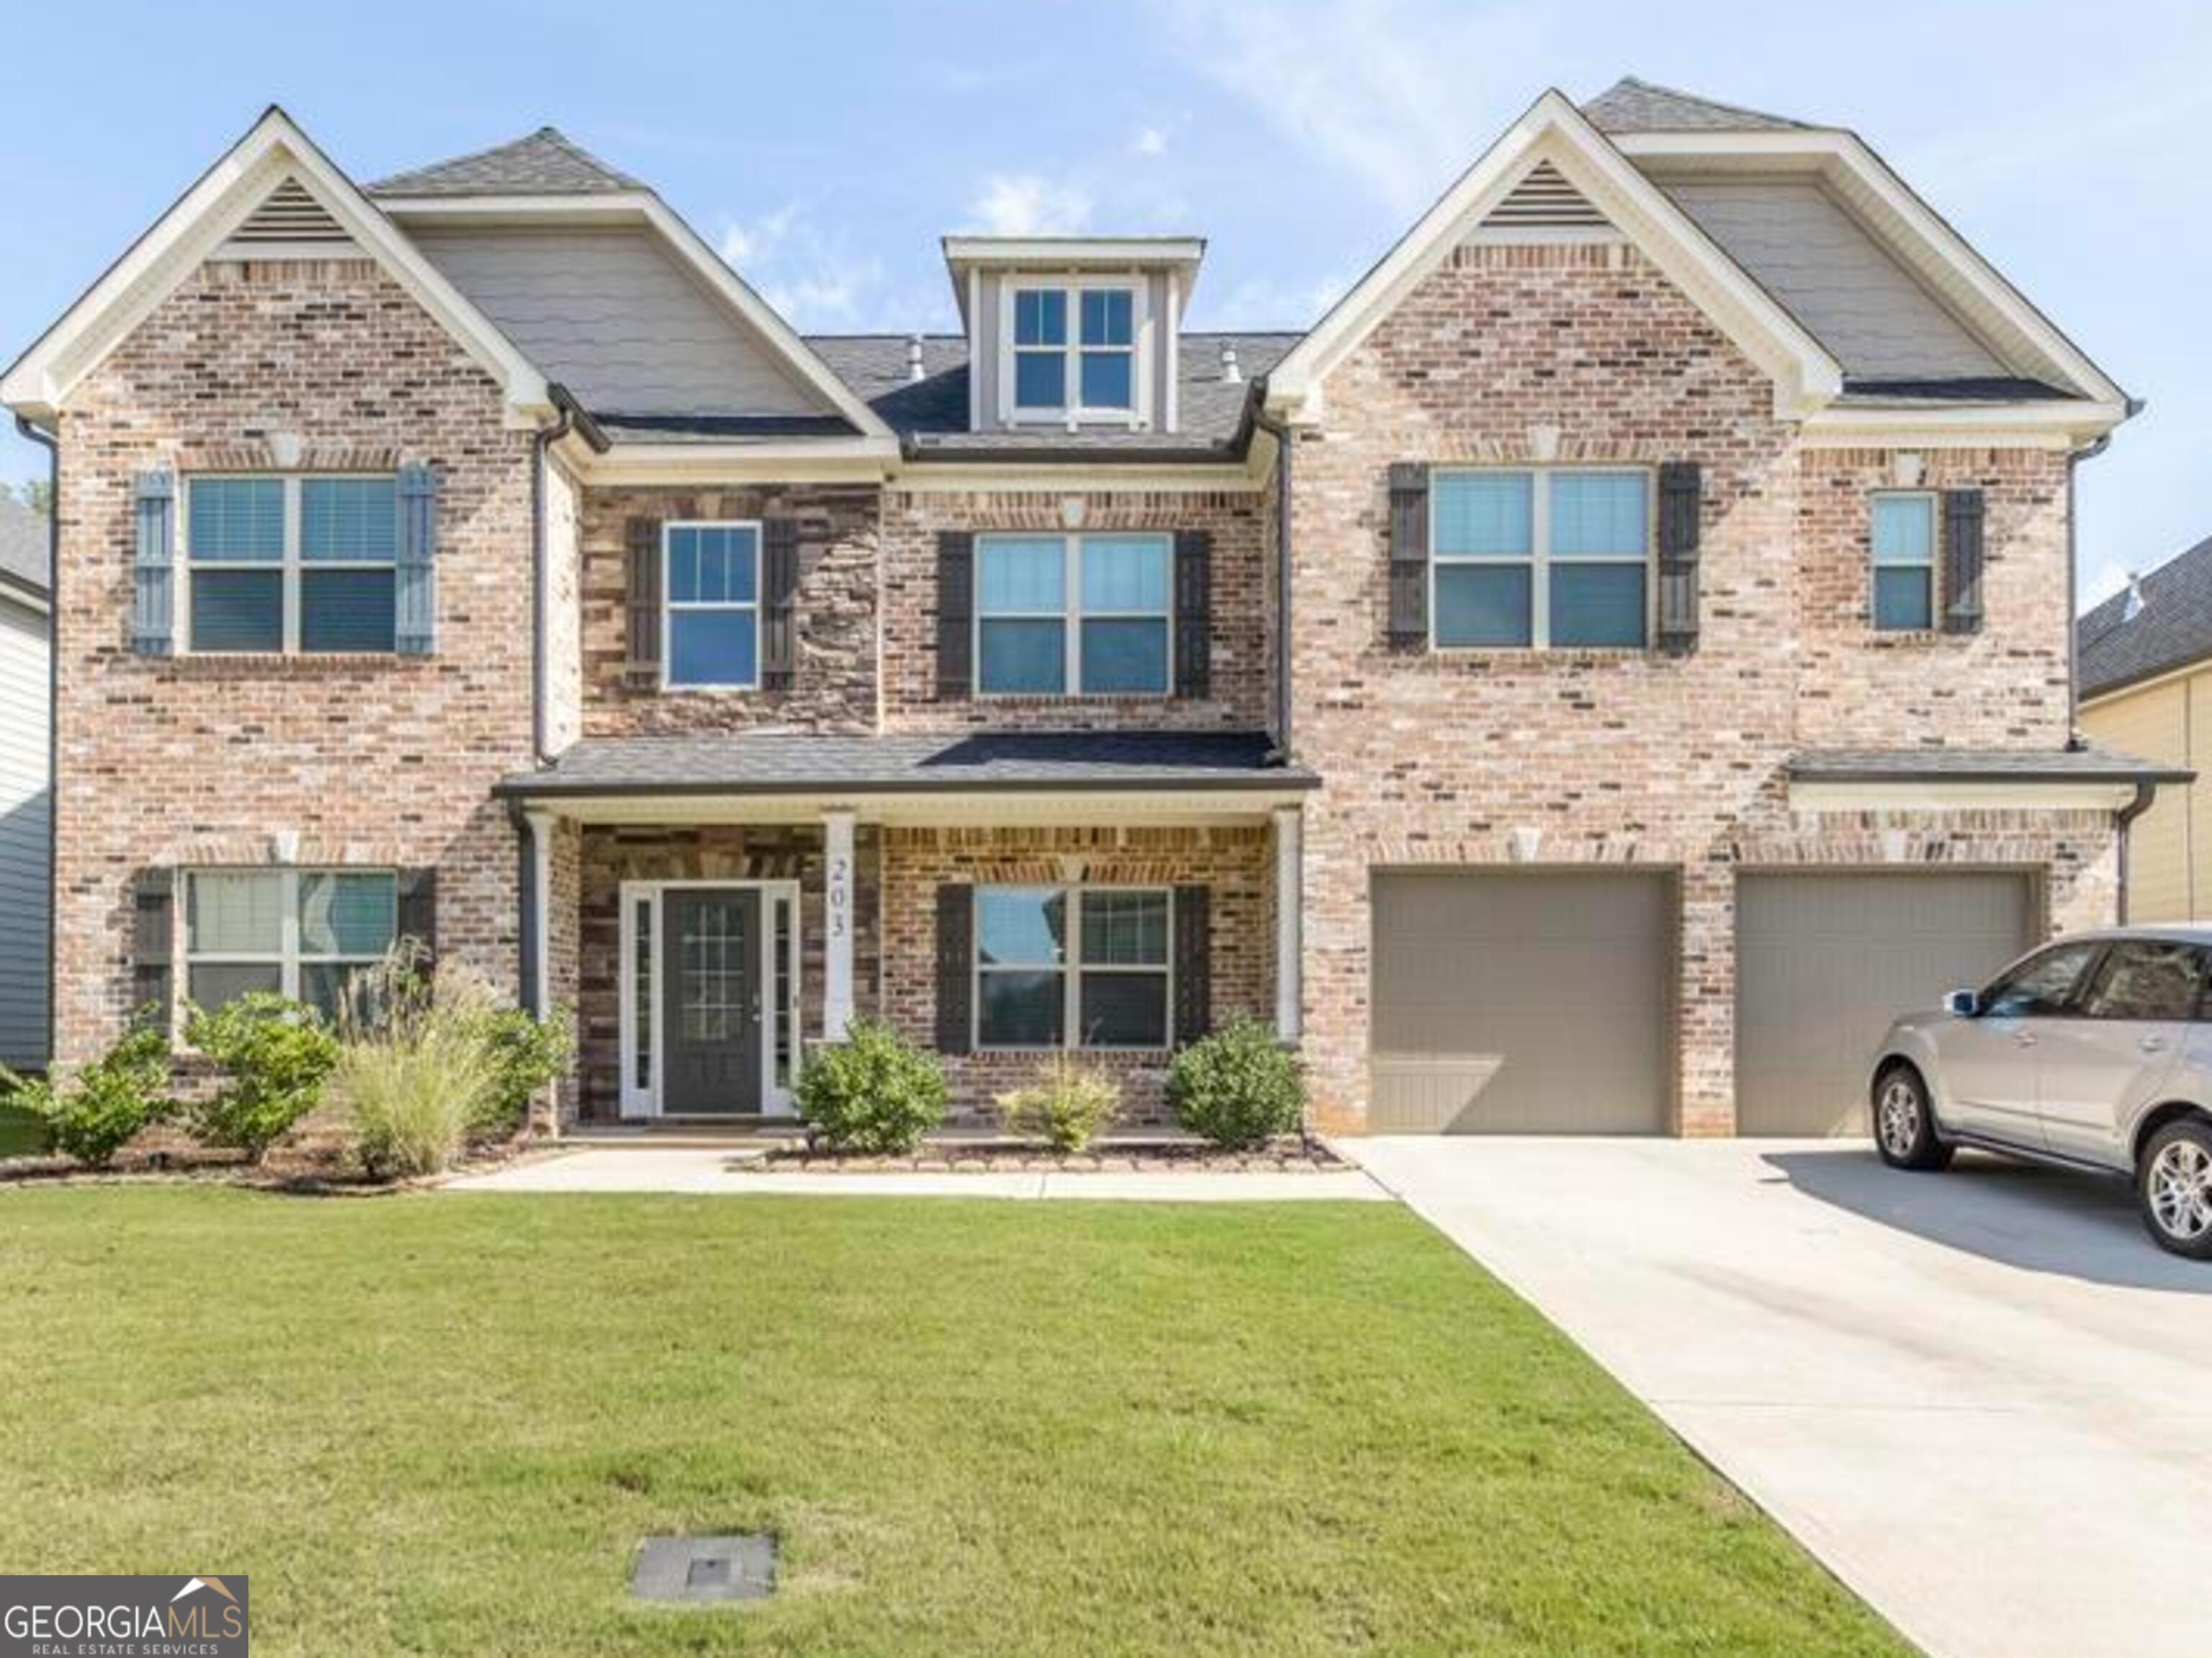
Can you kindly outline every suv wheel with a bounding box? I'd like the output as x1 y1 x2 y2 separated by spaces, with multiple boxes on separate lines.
2139 1118 2212 1260
1873 1065 1953 1171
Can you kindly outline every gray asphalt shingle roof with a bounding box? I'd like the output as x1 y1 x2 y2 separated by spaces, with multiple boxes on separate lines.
367 127 645 197
499 731 1313 798
0 499 48 595
1789 747 2191 783
1582 77 1809 134
2079 533 2212 700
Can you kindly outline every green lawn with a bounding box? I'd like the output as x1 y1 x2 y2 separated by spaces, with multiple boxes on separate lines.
0 1189 1907 1657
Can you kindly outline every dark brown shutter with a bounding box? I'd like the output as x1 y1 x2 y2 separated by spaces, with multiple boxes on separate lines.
624 516 662 686
1173 884 1212 1045
935 883 973 1053
761 517 801 691
1656 461 1703 656
1943 488 1986 635
1387 463 1429 647
1173 529 1212 700
397 868 437 972
131 869 174 1022
936 531 974 699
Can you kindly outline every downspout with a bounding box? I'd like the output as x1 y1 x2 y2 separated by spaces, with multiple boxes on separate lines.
16 415 58 1071
1250 385 1294 763
529 383 603 765
2115 778 2159 927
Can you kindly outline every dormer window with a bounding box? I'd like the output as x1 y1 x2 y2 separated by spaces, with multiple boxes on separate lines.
1010 282 1137 420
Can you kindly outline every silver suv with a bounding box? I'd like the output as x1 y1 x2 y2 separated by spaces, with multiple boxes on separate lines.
1869 927 2212 1258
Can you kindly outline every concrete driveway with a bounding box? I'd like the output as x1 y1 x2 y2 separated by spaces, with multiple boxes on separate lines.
1352 1137 2212 1658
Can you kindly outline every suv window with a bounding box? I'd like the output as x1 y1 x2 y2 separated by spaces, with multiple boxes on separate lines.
1982 942 2101 1019
2074 940 2208 1022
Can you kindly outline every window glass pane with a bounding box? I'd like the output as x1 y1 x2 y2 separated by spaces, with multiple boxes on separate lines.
1550 564 1647 648
1433 473 1532 559
1080 891 1169 965
189 873 285 955
2077 942 2205 1021
980 620 1066 693
1078 973 1168 1048
1874 567 1933 631
1873 495 1936 566
668 609 759 686
1080 538 1169 611
190 569 284 652
978 888 1066 966
300 478 397 563
299 963 373 1024
1434 564 1532 646
298 872 397 958
1080 618 1168 693
1079 351 1133 409
979 539 1066 611
979 970 1065 1047
188 961 282 1013
1014 289 1066 346
1984 944 2099 1018
1550 472 1648 557
1015 351 1066 409
666 527 698 603
668 526 758 605
300 568 396 652
188 478 284 563
1081 289 1133 346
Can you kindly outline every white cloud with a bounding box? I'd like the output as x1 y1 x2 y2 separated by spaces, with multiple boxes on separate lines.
1197 270 1354 332
966 174 1094 237
1131 125 1171 158
716 203 933 332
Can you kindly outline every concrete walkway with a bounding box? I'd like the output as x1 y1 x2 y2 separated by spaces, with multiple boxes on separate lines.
444 1145 1385 1202
1353 1136 2212 1658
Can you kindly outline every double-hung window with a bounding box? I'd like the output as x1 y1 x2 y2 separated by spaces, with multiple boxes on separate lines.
184 868 397 1021
186 475 397 652
1010 284 1136 418
975 886 1172 1050
1432 469 1650 649
663 521 761 689
976 533 1170 695
1871 493 1937 631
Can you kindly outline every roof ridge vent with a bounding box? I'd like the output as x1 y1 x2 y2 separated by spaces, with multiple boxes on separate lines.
907 335 927 384
231 176 349 244
1220 341 1242 384
2124 572 2148 623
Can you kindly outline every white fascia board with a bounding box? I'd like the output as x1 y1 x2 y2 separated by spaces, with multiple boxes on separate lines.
1 109 548 425
1262 90 1842 426
532 786 1305 828
372 191 660 222
1789 778 2140 813
576 436 900 485
889 459 1264 495
943 236 1205 267
1799 400 2129 450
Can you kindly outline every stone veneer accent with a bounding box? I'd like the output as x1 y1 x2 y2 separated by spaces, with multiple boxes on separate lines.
50 257 534 1064
1284 241 2115 1135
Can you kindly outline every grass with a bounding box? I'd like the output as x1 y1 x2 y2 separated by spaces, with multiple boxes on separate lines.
0 1189 1910 1657
0 1104 42 1158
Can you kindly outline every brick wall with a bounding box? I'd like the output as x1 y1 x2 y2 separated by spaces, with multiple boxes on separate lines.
51 256 534 1064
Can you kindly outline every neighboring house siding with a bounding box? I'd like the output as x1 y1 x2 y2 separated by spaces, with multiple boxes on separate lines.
2082 671 2203 921
0 593 48 1068
409 225 830 416
1284 240 2111 1135
51 256 535 1065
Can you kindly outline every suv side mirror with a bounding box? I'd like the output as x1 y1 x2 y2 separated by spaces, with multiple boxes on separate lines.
1943 988 1981 1018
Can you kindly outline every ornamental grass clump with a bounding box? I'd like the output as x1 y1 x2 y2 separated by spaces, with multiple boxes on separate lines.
998 1054 1120 1153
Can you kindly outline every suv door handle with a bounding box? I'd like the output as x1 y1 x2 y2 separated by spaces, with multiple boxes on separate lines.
2140 1035 2170 1053
2013 1032 2038 1047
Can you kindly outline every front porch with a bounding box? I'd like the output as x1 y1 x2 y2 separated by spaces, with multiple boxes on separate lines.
503 731 1315 1129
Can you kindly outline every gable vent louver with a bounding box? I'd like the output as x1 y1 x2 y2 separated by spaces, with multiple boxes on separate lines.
230 179 350 245
1482 161 1611 230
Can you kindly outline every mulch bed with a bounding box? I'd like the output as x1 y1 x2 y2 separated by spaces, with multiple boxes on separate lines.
751 1137 1346 1174
0 1134 538 1194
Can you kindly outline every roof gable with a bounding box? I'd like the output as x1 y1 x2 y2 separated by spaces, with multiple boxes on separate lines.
367 127 644 197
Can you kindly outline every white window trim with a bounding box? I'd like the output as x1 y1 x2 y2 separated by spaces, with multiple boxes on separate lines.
1870 490 1939 634
660 519 763 692
181 868 397 1009
180 474 397 655
974 532 1174 698
972 885 1174 1053
999 275 1151 428
618 879 802 1119
1429 466 1655 652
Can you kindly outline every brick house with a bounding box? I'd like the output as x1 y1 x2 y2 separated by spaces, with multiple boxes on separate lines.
2 81 2175 1137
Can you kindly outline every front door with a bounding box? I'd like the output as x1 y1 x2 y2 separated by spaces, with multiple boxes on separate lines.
661 888 763 1116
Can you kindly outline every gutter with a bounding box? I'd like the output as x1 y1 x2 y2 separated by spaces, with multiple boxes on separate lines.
1249 382 1295 764
529 384 608 765
15 415 56 1071
2115 777 2162 927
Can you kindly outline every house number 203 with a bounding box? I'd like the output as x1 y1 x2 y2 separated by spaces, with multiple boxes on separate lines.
828 854 850 938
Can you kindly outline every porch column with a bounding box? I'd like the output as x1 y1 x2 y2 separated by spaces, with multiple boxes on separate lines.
523 808 555 1021
823 808 856 1040
1274 804 1303 1042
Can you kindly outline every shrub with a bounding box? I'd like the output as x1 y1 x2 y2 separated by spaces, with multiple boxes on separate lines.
469 1004 575 1138
796 1018 947 1154
182 994 341 1161
1 1018 173 1167
1166 1015 1305 1150
335 956 501 1180
998 1055 1120 1153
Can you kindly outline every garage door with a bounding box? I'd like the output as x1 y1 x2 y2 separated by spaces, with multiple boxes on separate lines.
1735 872 2034 1137
1370 870 1673 1133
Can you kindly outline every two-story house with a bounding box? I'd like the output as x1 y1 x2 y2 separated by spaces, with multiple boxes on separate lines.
2 80 2171 1140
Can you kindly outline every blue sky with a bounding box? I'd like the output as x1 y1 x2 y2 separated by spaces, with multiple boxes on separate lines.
4 0 2204 610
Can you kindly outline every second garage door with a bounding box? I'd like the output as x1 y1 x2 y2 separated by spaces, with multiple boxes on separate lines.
1370 870 1674 1134
1735 871 2035 1137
